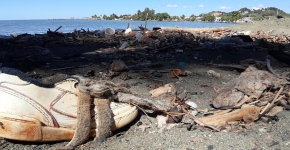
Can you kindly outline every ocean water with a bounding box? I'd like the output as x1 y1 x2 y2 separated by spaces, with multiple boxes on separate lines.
0 20 232 35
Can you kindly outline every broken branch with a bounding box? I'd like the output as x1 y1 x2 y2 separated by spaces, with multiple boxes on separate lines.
116 92 172 111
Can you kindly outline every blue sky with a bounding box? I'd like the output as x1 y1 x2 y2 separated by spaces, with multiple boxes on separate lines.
1 0 290 20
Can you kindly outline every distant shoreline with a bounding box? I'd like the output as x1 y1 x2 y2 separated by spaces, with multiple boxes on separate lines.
0 20 233 35
47 18 233 23
1 18 233 24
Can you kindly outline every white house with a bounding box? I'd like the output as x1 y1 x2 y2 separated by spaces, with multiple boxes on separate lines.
215 17 221 22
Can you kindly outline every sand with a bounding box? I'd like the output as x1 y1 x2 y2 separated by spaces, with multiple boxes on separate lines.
0 18 290 150
229 17 290 35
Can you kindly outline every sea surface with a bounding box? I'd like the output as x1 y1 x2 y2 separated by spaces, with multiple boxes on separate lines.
0 20 232 35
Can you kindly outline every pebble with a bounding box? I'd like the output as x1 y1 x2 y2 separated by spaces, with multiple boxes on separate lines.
259 128 267 133
185 101 197 109
41 49 51 55
152 72 162 77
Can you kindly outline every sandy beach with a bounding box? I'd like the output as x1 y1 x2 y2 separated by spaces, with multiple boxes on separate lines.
1 18 290 150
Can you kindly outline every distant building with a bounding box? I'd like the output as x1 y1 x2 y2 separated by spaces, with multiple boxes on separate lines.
215 17 221 22
195 16 203 21
121 14 132 20
242 11 249 14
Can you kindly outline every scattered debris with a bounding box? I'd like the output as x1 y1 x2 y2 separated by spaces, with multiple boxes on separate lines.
2 23 290 149
149 83 176 97
185 101 197 109
139 125 151 132
157 115 168 128
190 137 205 143
206 70 221 78
212 66 286 109
116 66 290 132
171 69 187 78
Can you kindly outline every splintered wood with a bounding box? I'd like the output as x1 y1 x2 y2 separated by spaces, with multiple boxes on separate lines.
170 69 187 78
195 106 260 126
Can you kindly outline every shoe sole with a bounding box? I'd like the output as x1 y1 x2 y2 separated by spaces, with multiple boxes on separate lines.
0 106 138 142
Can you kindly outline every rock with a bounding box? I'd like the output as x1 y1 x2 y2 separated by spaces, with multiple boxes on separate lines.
178 90 187 99
275 110 290 119
111 60 128 72
41 49 51 55
185 101 197 109
212 66 287 108
152 72 162 78
259 128 267 133
206 70 221 78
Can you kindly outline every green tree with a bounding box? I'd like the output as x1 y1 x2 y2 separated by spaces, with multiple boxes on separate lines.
171 16 180 21
132 8 155 20
91 14 97 19
103 14 108 20
201 13 215 22
180 14 185 20
107 13 119 20
190 14 196 21
239 7 251 13
221 11 242 22
143 7 155 20
221 15 230 21
155 13 171 21
230 11 242 21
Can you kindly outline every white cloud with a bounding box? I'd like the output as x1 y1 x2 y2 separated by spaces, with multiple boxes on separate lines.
167 4 178 8
219 6 231 10
252 4 264 10
183 6 192 9
199 4 204 8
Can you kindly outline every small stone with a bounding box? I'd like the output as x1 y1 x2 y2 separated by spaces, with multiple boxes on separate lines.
276 110 290 119
152 72 162 77
111 59 128 72
259 128 267 133
41 49 51 55
191 110 198 116
208 145 214 150
170 60 176 65
185 101 197 108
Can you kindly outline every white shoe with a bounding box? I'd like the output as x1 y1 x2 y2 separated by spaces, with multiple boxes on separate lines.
0 67 138 142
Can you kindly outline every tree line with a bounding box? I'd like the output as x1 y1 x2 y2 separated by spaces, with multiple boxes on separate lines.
91 8 195 21
91 7 289 22
239 7 290 20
